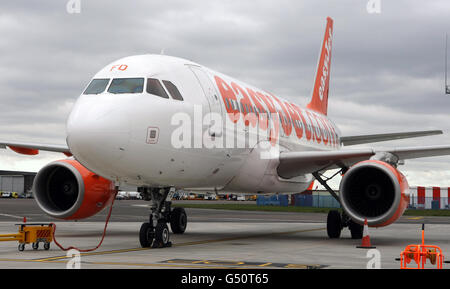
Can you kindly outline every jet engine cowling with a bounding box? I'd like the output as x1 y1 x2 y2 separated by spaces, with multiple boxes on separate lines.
33 159 115 220
339 160 409 227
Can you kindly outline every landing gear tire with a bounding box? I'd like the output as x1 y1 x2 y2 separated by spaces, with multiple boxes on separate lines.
349 221 363 239
139 222 154 248
170 207 187 234
152 222 171 248
140 187 178 248
327 210 342 239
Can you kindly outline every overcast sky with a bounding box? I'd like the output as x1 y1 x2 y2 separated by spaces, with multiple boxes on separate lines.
1 0 450 188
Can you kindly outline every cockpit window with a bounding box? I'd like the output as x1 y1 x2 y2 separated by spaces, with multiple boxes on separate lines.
162 80 184 101
108 78 144 94
83 79 110 95
147 78 169 99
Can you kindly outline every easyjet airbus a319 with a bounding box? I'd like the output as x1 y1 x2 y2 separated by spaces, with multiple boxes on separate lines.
3 17 450 248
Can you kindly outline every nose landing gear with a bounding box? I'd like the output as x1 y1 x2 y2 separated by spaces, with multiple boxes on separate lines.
139 187 187 248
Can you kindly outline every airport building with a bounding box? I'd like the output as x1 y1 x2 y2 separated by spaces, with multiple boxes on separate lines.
0 170 36 197
409 186 450 209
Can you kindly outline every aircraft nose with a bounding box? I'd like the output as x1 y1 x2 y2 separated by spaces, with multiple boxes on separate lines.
66 97 131 170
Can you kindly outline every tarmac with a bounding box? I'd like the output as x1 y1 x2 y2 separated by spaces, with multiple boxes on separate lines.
0 199 449 269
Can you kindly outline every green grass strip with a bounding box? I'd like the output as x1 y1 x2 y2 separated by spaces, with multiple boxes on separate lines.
176 203 450 217
176 203 338 214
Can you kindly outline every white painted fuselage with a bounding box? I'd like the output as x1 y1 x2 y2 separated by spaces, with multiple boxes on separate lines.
66 55 341 193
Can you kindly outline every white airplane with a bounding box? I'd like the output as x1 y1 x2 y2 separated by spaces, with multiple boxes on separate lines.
2 17 450 248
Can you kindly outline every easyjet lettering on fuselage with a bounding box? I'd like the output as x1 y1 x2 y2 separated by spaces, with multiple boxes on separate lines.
212 73 340 150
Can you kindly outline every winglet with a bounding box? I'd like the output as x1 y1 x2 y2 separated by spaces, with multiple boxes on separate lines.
307 17 334 115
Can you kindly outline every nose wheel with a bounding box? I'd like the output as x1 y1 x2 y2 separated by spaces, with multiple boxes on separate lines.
139 222 154 248
139 187 187 248
154 222 170 248
170 207 187 234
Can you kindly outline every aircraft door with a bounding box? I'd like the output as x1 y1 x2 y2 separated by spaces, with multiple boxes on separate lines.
188 65 223 137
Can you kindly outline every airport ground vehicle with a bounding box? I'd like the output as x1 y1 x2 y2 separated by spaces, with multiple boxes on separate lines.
0 223 53 251
204 193 217 200
1 192 11 198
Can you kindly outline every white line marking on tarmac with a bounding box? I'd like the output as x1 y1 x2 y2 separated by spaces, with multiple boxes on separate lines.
0 213 25 220
189 217 322 223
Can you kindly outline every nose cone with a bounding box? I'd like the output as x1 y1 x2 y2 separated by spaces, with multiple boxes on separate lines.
66 96 131 176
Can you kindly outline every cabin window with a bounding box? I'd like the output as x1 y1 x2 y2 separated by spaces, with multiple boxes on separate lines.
244 104 250 113
225 98 230 109
108 78 144 94
230 100 236 111
83 79 110 95
162 80 184 101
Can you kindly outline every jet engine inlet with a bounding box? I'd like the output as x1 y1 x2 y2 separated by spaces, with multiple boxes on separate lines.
339 160 409 227
33 159 115 220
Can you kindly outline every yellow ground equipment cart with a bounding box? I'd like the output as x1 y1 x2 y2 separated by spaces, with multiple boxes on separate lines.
0 223 53 251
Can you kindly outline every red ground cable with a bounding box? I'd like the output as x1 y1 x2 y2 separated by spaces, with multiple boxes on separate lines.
51 192 117 252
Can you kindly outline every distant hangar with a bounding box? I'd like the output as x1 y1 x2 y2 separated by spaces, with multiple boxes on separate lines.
0 170 36 197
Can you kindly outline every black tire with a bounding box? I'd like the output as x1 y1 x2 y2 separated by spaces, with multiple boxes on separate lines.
32 242 39 250
154 221 170 247
349 220 363 239
18 243 25 252
170 207 187 234
327 210 342 239
139 222 154 248
44 242 50 250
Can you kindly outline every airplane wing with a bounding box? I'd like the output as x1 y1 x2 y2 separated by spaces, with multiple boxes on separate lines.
277 145 450 179
340 130 442 146
0 140 71 156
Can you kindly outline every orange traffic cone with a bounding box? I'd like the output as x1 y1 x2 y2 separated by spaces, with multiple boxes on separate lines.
357 219 376 249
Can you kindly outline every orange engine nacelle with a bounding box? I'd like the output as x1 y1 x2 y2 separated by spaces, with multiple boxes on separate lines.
339 160 409 227
33 159 115 220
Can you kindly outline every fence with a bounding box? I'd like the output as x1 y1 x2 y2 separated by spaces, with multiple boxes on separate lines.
292 194 340 208
257 193 450 210
256 195 289 207
256 194 340 208
409 196 450 210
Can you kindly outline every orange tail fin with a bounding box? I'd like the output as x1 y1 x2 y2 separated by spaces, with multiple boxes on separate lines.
307 17 333 115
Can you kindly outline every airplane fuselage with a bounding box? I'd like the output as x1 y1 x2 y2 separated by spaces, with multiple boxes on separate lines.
66 55 342 193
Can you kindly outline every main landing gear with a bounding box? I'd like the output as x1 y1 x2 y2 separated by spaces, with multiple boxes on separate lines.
139 187 187 248
312 171 363 240
326 210 363 239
